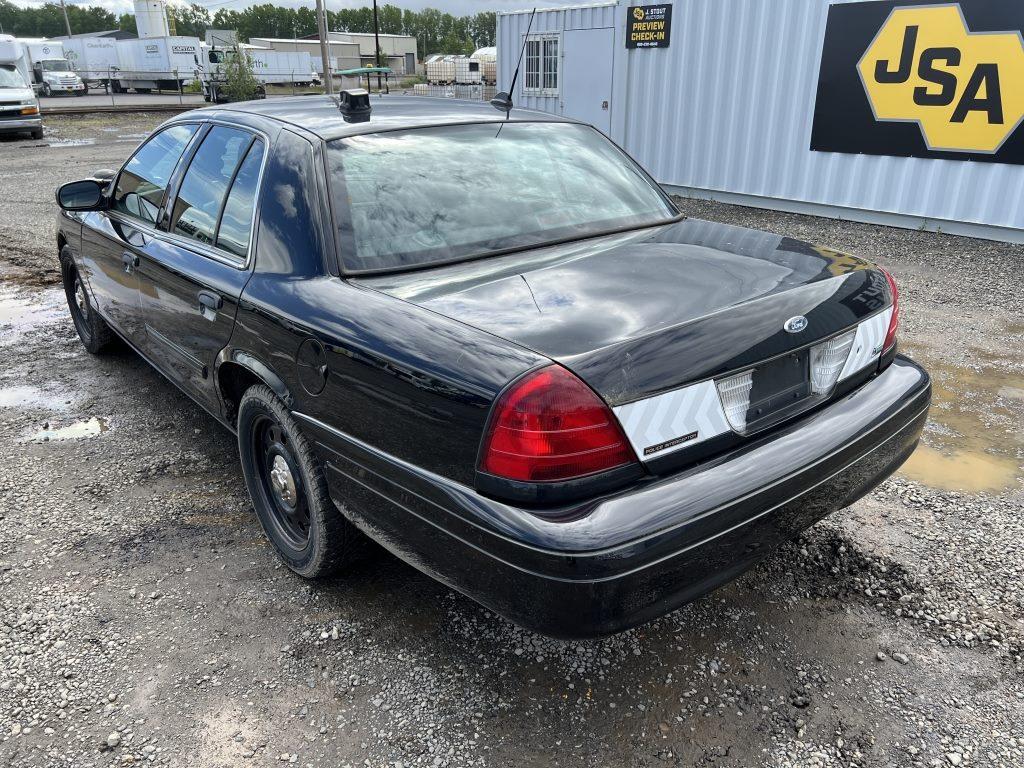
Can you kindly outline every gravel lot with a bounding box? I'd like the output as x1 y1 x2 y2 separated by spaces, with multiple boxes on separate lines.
1 114 1023 768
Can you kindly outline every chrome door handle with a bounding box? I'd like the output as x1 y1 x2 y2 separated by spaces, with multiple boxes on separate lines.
121 251 139 273
197 290 223 313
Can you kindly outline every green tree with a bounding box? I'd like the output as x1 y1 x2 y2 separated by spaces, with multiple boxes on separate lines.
468 12 496 47
222 45 259 102
168 3 210 39
118 11 137 36
0 2 499 60
0 0 116 37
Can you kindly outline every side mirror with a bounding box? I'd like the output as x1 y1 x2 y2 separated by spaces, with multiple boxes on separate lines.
489 91 513 114
56 179 107 211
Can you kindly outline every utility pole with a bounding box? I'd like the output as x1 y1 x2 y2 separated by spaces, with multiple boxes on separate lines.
372 0 382 91
315 0 333 95
59 0 73 38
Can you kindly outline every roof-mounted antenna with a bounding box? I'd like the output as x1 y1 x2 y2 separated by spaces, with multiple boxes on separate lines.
490 8 536 118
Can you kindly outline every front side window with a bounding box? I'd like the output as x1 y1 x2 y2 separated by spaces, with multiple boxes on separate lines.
113 123 198 225
170 126 252 248
327 122 677 273
523 35 558 94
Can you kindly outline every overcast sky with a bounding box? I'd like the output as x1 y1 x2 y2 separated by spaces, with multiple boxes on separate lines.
9 0 583 20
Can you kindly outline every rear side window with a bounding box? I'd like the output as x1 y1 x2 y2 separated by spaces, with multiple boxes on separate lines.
215 140 265 257
113 123 197 225
171 126 253 248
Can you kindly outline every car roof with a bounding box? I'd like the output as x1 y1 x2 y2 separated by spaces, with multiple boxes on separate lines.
190 94 574 141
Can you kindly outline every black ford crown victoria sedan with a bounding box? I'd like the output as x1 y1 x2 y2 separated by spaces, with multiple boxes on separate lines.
54 94 930 638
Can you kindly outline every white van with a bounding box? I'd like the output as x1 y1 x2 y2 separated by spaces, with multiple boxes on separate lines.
0 36 43 139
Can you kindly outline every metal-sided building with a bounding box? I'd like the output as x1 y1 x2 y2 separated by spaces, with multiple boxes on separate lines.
497 0 1024 242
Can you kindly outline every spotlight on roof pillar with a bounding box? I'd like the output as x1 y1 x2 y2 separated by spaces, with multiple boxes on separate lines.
338 88 371 123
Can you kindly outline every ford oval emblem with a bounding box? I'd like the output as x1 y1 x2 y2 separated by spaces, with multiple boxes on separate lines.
784 315 809 333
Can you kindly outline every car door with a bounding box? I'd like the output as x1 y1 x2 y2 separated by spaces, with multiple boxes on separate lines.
79 123 199 345
135 123 267 412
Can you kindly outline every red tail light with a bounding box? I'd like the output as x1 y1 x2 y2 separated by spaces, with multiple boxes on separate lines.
881 268 899 352
480 365 637 483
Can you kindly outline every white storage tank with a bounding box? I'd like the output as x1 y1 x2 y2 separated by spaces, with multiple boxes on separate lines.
425 55 456 85
134 0 171 39
455 57 481 85
471 46 497 84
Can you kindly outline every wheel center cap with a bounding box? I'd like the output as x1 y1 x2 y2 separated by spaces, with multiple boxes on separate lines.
269 455 297 507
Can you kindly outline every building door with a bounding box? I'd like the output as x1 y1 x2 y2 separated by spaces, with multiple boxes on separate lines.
561 28 614 134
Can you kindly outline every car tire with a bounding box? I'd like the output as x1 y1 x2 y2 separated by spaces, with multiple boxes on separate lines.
30 128 43 140
60 247 116 355
237 384 361 578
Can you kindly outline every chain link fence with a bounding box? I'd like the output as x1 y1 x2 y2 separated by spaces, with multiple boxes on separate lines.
404 83 498 102
37 68 498 109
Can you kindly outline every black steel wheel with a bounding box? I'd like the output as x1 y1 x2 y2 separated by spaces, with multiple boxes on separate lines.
237 385 362 577
252 414 311 549
60 247 115 354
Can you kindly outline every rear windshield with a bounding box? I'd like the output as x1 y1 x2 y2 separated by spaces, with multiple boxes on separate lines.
326 122 678 273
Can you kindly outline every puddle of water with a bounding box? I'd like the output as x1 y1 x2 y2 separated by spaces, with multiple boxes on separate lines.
897 349 1024 493
998 386 1024 402
24 417 109 442
46 138 97 148
0 288 66 344
900 445 1019 494
0 385 73 411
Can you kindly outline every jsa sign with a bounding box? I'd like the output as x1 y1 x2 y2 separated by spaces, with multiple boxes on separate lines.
627 4 672 49
812 1 1024 164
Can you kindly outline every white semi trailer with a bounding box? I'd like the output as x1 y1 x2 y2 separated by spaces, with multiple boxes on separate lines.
111 36 201 93
63 37 120 88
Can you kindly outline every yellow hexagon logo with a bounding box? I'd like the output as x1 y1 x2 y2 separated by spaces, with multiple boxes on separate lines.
858 3 1024 154
633 7 645 21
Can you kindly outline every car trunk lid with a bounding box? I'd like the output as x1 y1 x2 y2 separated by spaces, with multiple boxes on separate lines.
358 218 893 462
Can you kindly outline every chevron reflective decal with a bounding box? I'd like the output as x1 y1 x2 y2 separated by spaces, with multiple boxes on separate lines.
838 307 893 382
613 379 731 461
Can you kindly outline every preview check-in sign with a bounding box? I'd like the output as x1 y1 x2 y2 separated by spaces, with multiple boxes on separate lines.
627 4 672 49
812 0 1024 164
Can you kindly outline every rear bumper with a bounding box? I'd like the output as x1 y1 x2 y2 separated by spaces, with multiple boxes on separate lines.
301 356 930 638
